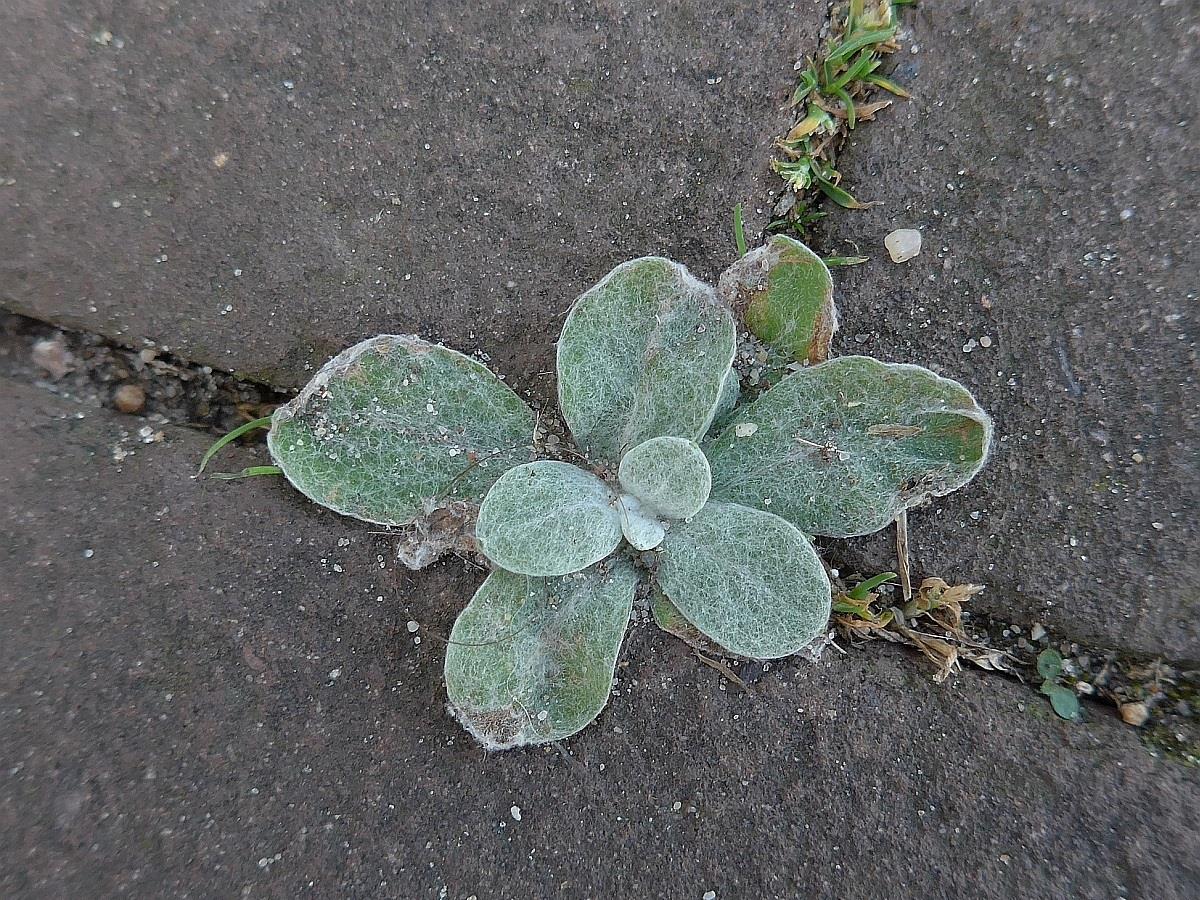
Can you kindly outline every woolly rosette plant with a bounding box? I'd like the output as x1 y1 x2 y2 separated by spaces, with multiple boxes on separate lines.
204 236 992 750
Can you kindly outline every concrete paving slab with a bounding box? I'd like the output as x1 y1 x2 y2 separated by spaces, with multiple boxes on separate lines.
1 380 1197 898
1 0 808 390
813 0 1198 657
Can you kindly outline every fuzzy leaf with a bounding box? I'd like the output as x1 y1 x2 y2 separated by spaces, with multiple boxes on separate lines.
719 236 836 364
706 356 992 537
1036 648 1064 681
268 335 535 525
444 559 640 750
557 257 736 464
617 436 711 520
617 495 666 551
709 369 741 433
475 461 623 576
649 587 735 657
1045 683 1081 721
655 501 831 659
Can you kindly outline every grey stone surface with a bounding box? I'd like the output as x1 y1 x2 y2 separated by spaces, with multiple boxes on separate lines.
1 380 1197 898
815 0 1199 658
1 0 800 391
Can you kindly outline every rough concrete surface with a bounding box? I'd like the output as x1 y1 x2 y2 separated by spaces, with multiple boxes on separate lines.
816 0 1199 658
1 381 1196 898
2 0 1199 897
2 0 806 391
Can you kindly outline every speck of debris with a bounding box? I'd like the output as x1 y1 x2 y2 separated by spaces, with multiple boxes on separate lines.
509 805 522 821
884 228 922 263
734 422 758 438
407 620 420 633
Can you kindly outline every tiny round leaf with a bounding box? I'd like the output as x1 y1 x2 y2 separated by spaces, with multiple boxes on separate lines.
618 435 712 520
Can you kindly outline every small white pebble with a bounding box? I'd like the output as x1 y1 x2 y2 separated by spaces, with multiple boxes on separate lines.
703 892 717 900
962 338 977 353
407 620 420 633
510 805 522 822
978 335 993 348
884 228 922 263
83 548 95 559
328 668 341 680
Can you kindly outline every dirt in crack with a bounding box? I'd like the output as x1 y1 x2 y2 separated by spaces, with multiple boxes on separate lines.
1 312 290 435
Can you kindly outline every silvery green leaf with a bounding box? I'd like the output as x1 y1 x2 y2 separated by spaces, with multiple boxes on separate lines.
718 235 836 364
444 559 640 750
268 335 535 526
708 369 741 435
706 356 992 538
617 435 711 520
557 257 736 464
649 587 735 657
655 501 831 659
475 461 623 577
616 495 666 551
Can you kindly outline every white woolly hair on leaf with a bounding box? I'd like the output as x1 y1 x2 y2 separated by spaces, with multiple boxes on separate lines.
556 257 736 465
268 334 536 529
444 561 641 749
475 460 624 577
655 501 832 660
706 355 993 538
616 494 666 551
617 435 711 521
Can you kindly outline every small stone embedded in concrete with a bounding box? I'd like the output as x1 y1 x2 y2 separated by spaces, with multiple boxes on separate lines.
113 384 147 414
1119 702 1149 727
31 336 75 379
406 620 420 633
509 805 521 821
884 228 922 263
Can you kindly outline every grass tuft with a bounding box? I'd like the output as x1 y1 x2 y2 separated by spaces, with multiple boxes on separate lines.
770 0 913 234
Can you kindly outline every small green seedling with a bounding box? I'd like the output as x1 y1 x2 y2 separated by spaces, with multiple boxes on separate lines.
202 237 992 750
1037 648 1081 721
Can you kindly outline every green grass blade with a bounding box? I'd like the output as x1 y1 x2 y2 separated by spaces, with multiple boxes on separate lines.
197 415 273 475
823 255 869 267
828 50 880 92
826 25 897 67
848 571 898 601
865 74 911 98
733 203 748 257
847 0 865 33
209 465 283 481
831 85 857 128
814 172 869 208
